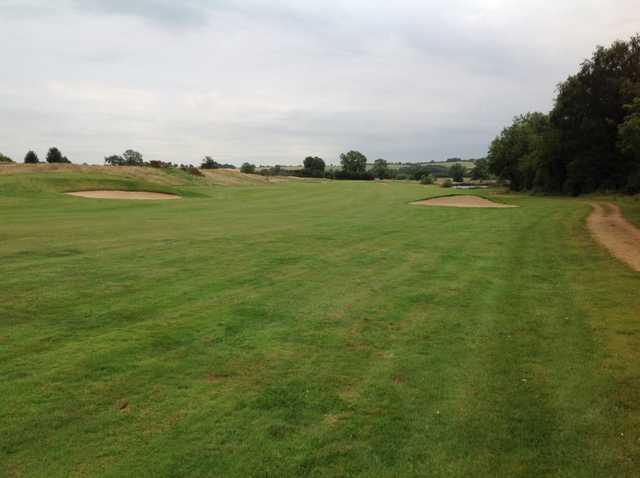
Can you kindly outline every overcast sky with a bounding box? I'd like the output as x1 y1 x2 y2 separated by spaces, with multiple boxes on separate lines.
1 1 638 166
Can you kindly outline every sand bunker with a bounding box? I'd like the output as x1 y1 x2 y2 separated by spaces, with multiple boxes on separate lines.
587 202 640 272
411 195 517 208
66 190 180 200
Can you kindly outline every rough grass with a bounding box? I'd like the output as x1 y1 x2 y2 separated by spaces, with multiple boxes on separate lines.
614 195 640 227
1 170 639 477
0 163 299 188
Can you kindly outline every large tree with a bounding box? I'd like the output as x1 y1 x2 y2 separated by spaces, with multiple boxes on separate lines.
340 150 367 173
550 34 640 194
105 150 143 166
488 112 557 191
303 156 325 177
371 158 390 179
486 34 640 194
470 158 490 180
618 97 640 192
24 150 39 164
0 152 13 163
449 163 466 182
122 149 144 166
618 98 640 160
46 147 63 163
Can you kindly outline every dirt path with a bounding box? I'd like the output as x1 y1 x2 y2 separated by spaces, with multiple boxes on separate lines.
411 195 518 208
587 202 640 272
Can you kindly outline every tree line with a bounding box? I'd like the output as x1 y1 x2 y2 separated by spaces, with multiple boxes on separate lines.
247 151 490 182
10 147 72 164
8 146 487 184
488 34 640 195
243 151 377 180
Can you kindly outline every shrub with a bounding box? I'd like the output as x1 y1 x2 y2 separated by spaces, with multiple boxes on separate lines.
180 165 203 176
420 174 434 185
442 179 453 188
104 155 124 166
333 170 375 181
0 153 14 163
398 164 449 179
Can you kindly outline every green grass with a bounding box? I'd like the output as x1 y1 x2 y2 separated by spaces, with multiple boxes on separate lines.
613 195 640 227
1 171 639 477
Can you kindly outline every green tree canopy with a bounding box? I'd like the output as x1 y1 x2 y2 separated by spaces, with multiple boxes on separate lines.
551 35 640 193
240 162 256 174
372 158 390 179
618 97 640 193
122 150 144 166
104 155 124 166
303 156 326 177
618 97 640 159
24 150 39 164
449 163 466 182
486 34 640 194
471 158 490 180
201 156 222 169
340 150 367 173
46 147 67 163
0 152 14 163
420 174 434 185
488 112 554 191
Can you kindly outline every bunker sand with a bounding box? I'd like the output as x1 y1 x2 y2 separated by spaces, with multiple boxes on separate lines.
411 195 518 208
587 202 640 272
66 190 180 200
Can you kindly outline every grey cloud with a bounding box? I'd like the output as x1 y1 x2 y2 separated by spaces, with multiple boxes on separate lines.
0 0 62 18
73 0 213 27
71 0 335 29
0 1 639 165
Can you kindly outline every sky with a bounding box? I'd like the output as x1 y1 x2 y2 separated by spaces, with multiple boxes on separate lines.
1 1 639 166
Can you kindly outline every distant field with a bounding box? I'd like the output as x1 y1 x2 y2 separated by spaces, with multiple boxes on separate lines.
362 160 476 172
1 167 639 477
420 160 476 170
